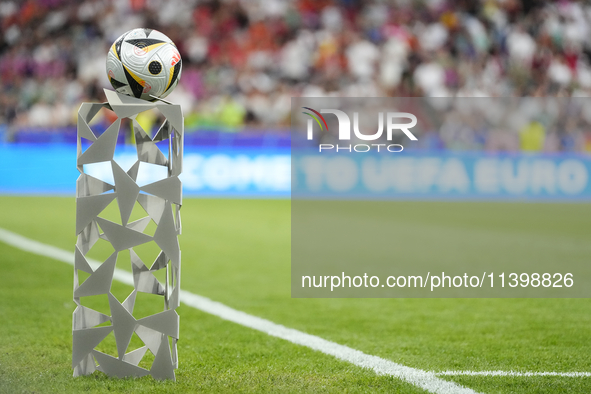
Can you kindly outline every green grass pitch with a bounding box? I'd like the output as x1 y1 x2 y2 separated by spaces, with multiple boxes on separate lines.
0 196 590 393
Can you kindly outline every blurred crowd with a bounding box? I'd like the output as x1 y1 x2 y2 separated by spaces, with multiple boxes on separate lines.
2 0 591 152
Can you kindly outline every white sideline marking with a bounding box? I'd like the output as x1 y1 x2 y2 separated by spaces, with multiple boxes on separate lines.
436 371 591 377
8 229 585 393
0 228 477 393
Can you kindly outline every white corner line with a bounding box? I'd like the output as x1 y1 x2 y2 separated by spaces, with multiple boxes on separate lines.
435 371 591 377
11 226 581 394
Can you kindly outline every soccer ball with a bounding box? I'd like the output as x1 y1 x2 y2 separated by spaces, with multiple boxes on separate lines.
106 28 182 101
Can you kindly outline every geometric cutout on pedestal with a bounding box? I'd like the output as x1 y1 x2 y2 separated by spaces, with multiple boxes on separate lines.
137 193 166 225
134 120 168 166
130 249 165 295
123 345 148 366
175 204 182 234
108 293 137 359
127 160 141 182
112 161 140 226
135 325 163 355
76 173 114 197
169 280 180 310
76 194 117 234
72 326 113 367
127 216 152 233
78 102 109 125
73 353 96 377
77 113 98 142
150 333 175 380
171 130 183 177
73 306 111 330
122 290 137 314
132 266 165 295
156 104 182 133
172 337 178 369
75 246 94 274
74 252 117 298
77 119 121 166
95 217 152 251
153 119 171 142
154 203 180 267
150 251 168 271
76 220 100 256
137 309 179 339
140 176 182 205
93 350 150 378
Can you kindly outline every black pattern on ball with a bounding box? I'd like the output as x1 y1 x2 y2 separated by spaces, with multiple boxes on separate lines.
165 60 182 93
123 66 144 98
126 39 166 48
110 77 126 89
114 34 125 59
149 61 162 75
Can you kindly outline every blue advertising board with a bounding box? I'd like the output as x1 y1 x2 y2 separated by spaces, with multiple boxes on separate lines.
292 151 591 201
0 144 291 197
1 143 591 200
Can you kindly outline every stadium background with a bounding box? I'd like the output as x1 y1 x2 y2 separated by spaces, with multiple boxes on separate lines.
1 0 591 198
2 1 591 393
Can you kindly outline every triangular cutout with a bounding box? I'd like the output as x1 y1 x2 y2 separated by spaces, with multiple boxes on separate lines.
74 252 117 297
134 120 168 166
153 203 179 267
73 352 97 377
75 246 94 273
93 350 150 378
76 193 117 234
112 161 140 226
77 173 115 198
140 176 182 205
96 217 152 251
75 269 90 289
109 251 136 304
150 333 175 380
131 257 165 295
153 119 171 142
170 130 183 177
73 305 111 330
123 344 148 366
77 113 98 141
137 309 179 339
150 251 168 271
128 216 152 233
169 279 180 310
123 290 137 314
77 119 121 166
72 326 113 367
108 293 137 359
135 325 162 355
125 332 146 354
156 104 183 134
78 102 109 125
127 160 141 182
76 220 100 255
137 193 166 224
76 293 111 316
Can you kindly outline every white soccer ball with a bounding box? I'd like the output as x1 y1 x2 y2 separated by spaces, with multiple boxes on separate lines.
106 28 182 101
